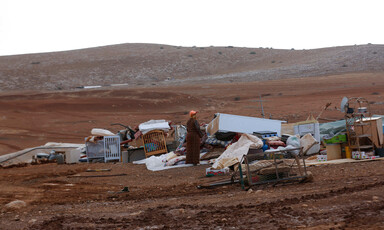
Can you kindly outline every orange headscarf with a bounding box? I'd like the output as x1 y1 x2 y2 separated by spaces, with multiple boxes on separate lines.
189 110 197 118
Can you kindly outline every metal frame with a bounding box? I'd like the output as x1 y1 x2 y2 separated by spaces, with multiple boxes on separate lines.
86 135 121 163
344 97 374 154
234 147 308 190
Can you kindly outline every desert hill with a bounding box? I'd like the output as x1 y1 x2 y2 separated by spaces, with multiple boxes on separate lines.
0 43 383 91
0 43 383 154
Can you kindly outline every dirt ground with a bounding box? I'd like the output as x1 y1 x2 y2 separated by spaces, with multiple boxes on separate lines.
1 72 383 155
1 159 384 229
0 72 384 229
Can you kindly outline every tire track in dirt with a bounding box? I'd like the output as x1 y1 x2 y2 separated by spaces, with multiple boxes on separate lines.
29 181 384 229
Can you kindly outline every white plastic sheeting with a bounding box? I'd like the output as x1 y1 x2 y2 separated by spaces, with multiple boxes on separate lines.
212 133 263 169
133 152 208 171
91 128 115 136
139 120 170 134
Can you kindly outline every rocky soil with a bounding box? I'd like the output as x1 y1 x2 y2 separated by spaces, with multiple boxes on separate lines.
0 44 383 91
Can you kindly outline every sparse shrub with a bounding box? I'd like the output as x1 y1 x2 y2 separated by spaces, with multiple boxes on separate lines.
342 64 348 67
250 51 256 54
31 62 40 65
278 93 283 96
188 55 193 57
372 83 376 86
200 47 204 49
373 51 377 54
372 92 379 95
227 46 234 48
234 97 240 101
291 48 295 50
160 47 163 49
271 60 276 63
218 51 222 55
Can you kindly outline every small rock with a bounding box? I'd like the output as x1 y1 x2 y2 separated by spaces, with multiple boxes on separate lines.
247 189 253 194
255 190 262 194
222 218 227 222
28 219 37 224
5 200 27 210
169 208 185 215
373 196 379 200
302 204 308 207
373 178 378 181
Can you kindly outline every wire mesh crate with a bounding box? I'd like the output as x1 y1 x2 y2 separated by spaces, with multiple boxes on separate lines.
86 136 121 163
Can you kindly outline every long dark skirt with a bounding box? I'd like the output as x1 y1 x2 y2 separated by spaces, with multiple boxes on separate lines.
186 132 200 165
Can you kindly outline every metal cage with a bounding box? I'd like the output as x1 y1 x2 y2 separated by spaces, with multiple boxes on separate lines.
86 136 121 162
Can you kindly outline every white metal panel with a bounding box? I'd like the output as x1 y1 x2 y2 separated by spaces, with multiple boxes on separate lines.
104 136 121 162
216 113 286 136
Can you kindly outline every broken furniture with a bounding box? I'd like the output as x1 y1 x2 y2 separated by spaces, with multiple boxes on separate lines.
234 147 310 190
121 147 146 163
85 136 121 162
343 97 377 155
142 130 168 158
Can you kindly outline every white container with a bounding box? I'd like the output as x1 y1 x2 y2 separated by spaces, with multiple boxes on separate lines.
65 149 81 164
206 113 286 136
317 155 327 162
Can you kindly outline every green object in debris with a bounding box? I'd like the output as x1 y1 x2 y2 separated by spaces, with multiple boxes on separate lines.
121 187 129 192
323 134 347 144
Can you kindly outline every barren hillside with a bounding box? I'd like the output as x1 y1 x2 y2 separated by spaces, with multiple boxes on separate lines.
0 44 383 91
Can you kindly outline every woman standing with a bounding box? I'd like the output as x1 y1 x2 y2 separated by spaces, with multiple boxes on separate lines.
186 110 203 165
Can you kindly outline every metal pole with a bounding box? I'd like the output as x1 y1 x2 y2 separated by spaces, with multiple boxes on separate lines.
259 94 265 118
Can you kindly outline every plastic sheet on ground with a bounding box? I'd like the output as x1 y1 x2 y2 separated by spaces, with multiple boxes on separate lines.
133 152 208 171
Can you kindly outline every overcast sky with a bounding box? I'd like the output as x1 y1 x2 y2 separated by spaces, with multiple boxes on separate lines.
1 0 383 56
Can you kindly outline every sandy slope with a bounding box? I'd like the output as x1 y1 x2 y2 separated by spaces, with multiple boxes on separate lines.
0 44 383 91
